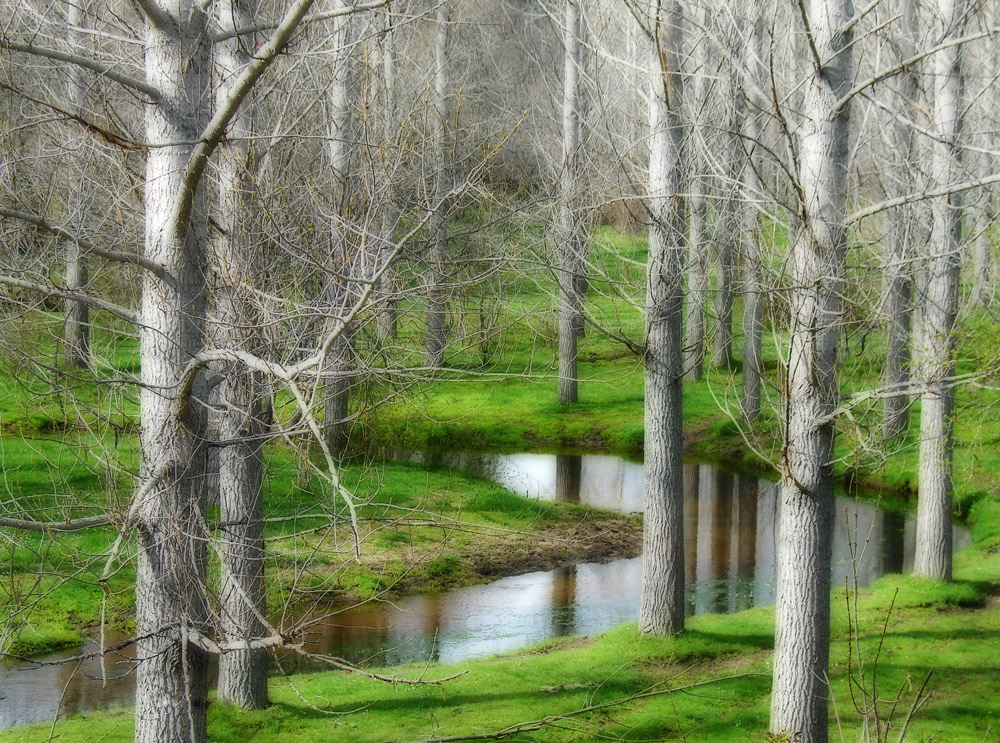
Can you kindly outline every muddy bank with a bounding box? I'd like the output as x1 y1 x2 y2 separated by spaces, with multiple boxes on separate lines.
294 507 644 610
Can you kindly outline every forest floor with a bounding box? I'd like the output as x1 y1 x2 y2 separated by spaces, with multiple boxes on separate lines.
3 223 1000 740
4 364 1000 741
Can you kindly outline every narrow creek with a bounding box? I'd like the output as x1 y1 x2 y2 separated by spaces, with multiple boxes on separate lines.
0 453 970 729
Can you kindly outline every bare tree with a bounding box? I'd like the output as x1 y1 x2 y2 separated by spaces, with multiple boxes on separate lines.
881 0 920 441
557 0 586 404
62 0 91 370
211 0 269 710
424 0 451 368
739 0 768 422
710 8 744 370
769 0 853 739
323 0 358 450
913 0 968 581
682 1 709 382
637 0 687 637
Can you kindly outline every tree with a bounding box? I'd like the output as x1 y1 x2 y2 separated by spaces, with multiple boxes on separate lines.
62 0 91 371
211 0 269 710
682 1 710 382
557 0 587 404
769 0 853 739
881 0 920 441
637 0 687 637
1 0 364 738
739 0 768 423
322 0 358 450
424 0 452 369
710 7 744 370
913 0 968 581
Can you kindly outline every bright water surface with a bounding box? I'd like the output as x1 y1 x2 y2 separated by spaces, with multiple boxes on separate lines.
0 453 970 728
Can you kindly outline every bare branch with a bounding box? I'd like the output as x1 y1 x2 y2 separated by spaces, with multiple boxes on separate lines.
172 0 321 233
2 40 161 100
214 0 390 42
837 25 1000 109
0 275 139 324
0 207 168 279
386 673 768 743
0 514 113 533
0 83 145 151
848 170 1000 224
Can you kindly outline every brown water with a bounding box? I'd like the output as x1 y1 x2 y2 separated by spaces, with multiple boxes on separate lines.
0 455 969 729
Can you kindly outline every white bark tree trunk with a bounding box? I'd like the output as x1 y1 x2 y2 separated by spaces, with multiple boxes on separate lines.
639 0 687 637
740 0 767 422
882 0 919 440
914 0 967 581
323 0 355 450
424 0 450 369
63 0 90 370
970 146 995 308
212 0 268 710
769 0 853 739
682 4 709 382
375 9 400 342
558 0 586 404
136 4 213 741
712 19 742 369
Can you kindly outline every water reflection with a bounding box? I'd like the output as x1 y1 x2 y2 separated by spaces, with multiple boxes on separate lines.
0 638 135 730
1 453 971 729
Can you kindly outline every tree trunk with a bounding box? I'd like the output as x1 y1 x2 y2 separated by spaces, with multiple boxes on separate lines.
684 167 707 381
639 1 686 637
212 0 268 710
712 27 742 370
323 0 355 451
63 0 90 370
769 0 853 739
914 0 966 581
558 0 585 404
375 10 400 343
135 4 213 741
970 146 995 308
424 1 450 369
740 3 767 422
682 7 709 382
882 0 919 440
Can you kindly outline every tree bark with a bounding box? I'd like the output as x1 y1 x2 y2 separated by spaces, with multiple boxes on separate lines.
63 0 90 370
914 0 966 581
682 5 709 383
557 0 586 404
740 3 766 422
684 165 707 381
374 9 400 343
769 0 853 739
639 1 686 637
212 0 268 710
323 0 356 451
712 20 742 370
135 4 213 741
739 0 767 421
424 0 450 369
970 146 995 308
882 0 919 440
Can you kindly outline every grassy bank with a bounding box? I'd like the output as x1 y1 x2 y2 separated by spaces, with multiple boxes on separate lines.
0 442 641 657
3 556 997 743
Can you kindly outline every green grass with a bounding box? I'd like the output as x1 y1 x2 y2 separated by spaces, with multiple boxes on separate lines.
3 220 1000 740
3 564 999 743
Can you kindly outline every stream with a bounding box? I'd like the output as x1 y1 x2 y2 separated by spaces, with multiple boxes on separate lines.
0 453 969 729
